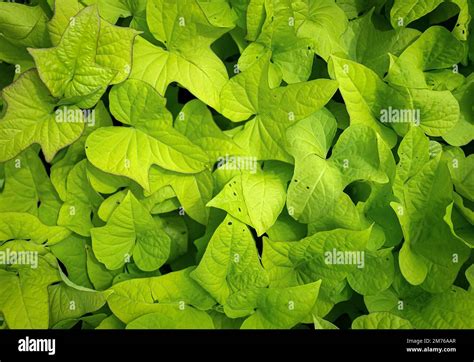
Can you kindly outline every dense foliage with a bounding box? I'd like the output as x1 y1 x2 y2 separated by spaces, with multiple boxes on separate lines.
0 0 473 330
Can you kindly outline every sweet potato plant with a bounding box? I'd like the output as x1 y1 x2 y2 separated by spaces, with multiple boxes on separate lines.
0 0 473 330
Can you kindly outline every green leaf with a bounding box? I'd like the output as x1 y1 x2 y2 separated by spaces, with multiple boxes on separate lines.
48 272 109 327
96 314 125 329
313 315 339 329
207 170 287 236
190 215 268 305
424 69 466 91
0 212 70 245
82 0 147 24
157 215 188 263
0 3 50 48
29 6 138 108
126 307 214 329
246 0 266 41
385 26 465 88
448 0 471 41
148 166 213 225
393 127 430 196
0 245 59 329
331 125 389 186
286 124 387 231
352 312 413 329
50 234 93 288
444 146 474 201
86 245 121 290
355 134 402 248
347 248 395 295
287 154 362 228
225 281 321 329
335 0 386 19
57 160 103 236
129 0 235 110
266 211 308 242
329 56 400 147
331 56 460 140
390 0 444 28
446 198 474 247
108 267 215 323
366 275 474 328
0 147 61 225
285 108 337 160
174 99 244 160
239 0 315 84
342 9 421 77
0 70 85 162
221 53 338 161
47 0 84 46
109 79 173 134
112 262 161 285
443 75 474 146
292 0 348 61
466 265 474 291
86 126 209 191
397 87 460 137
0 36 35 72
50 101 112 200
393 129 470 291
86 163 133 196
262 228 372 317
91 191 171 271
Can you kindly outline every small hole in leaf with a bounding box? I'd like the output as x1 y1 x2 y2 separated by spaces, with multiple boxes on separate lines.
228 221 232 226
294 179 298 183
306 186 310 190
233 192 237 196
238 207 242 212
